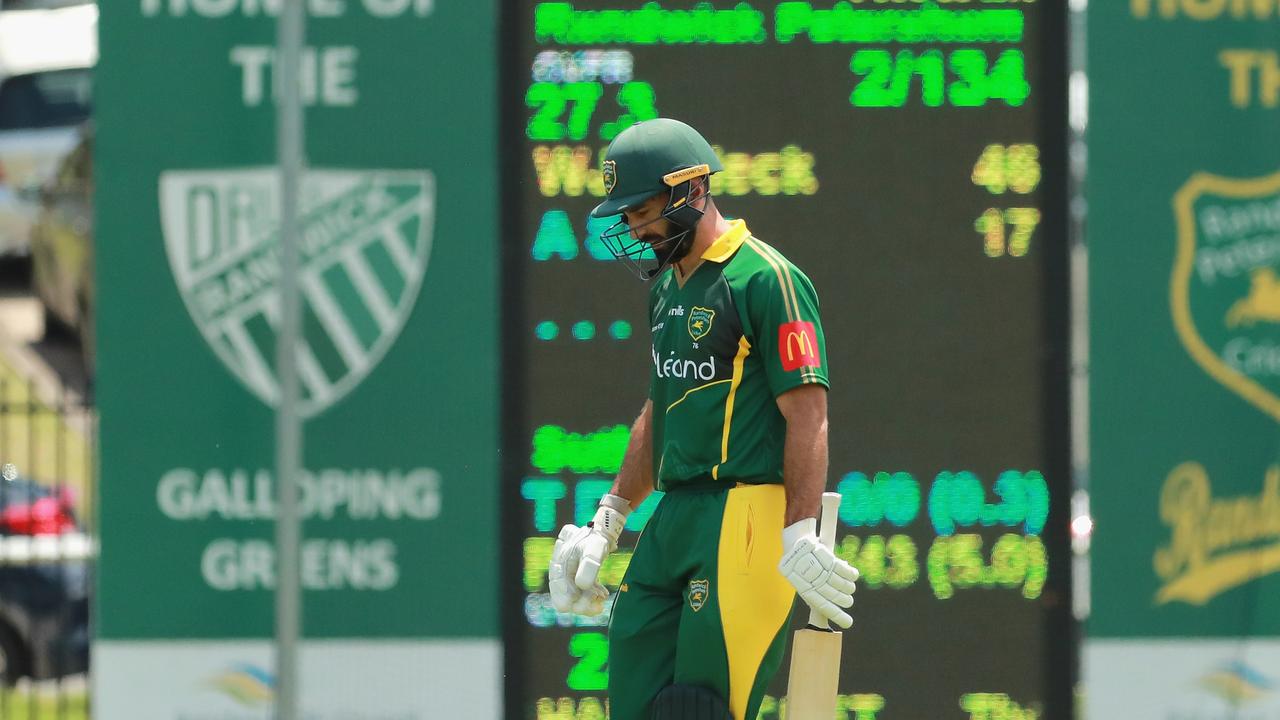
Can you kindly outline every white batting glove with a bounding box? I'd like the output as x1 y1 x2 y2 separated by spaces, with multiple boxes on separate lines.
778 518 860 629
548 494 631 615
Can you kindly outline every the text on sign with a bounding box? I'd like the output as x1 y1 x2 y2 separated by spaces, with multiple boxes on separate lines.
230 46 359 107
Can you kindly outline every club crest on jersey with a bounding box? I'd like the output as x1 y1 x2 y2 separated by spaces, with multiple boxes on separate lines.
160 168 436 418
688 578 710 612
603 160 617 195
688 306 715 341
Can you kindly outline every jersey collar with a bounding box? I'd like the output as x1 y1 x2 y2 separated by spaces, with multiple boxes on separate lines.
700 219 750 263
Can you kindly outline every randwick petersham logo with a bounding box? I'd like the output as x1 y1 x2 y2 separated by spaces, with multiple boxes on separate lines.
688 306 714 341
1172 171 1280 422
602 159 617 194
688 578 709 612
1153 462 1280 605
161 169 435 418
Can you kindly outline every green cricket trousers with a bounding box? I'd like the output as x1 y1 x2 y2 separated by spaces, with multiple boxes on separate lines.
609 482 796 720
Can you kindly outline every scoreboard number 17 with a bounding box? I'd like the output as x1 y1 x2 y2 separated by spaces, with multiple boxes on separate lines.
976 208 1041 258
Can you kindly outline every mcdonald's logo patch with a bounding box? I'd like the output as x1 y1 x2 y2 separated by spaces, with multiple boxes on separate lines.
779 321 820 372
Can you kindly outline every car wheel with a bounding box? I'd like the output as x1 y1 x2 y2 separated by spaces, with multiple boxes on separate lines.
0 622 28 686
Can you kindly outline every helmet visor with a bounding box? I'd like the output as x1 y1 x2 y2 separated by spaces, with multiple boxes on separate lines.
599 213 690 281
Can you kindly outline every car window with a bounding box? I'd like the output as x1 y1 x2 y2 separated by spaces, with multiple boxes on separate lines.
0 68 91 130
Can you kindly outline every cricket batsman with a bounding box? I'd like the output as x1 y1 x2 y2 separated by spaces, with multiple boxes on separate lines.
548 118 861 720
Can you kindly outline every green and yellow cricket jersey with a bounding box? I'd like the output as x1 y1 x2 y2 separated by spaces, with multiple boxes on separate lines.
648 219 828 489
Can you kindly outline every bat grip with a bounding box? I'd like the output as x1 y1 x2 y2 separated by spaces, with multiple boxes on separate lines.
807 491 841 629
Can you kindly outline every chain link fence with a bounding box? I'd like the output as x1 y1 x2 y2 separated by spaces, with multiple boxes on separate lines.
0 372 93 719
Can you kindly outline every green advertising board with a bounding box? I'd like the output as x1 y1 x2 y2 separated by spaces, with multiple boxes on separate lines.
1087 2 1280 716
93 2 499 716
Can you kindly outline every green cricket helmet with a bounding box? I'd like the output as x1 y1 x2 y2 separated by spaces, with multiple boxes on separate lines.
591 118 724 280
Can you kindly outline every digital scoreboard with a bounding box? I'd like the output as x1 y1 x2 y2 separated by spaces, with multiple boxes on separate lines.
501 2 1072 719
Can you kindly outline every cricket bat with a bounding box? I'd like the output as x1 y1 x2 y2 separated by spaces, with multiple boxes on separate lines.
784 491 844 720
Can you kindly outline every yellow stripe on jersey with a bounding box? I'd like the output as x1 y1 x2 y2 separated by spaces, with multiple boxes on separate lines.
756 239 819 384
712 336 752 481
744 238 796 323
744 238 819 383
665 378 733 415
754 239 805 330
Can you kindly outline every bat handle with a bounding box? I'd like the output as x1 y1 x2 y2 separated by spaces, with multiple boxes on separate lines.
807 491 842 629
818 491 840 549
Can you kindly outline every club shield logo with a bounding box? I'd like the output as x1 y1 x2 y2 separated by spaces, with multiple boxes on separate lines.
161 168 435 418
602 159 617 195
688 306 715 341
688 578 709 612
1172 171 1280 422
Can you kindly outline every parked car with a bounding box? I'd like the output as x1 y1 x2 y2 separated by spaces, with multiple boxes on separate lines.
0 476 88 683
0 2 94 258
30 122 92 375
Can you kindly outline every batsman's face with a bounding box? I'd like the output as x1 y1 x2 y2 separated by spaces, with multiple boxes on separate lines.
623 194 676 245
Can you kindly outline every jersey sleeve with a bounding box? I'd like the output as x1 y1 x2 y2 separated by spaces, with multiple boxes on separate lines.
743 258 830 396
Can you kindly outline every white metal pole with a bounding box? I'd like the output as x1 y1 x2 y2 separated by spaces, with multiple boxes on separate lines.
274 1 305 718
